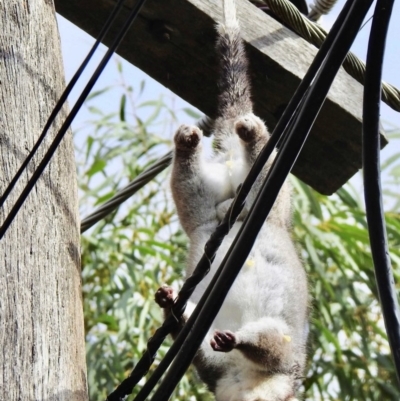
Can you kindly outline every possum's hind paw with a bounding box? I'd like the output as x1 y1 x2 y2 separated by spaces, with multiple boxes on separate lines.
235 114 267 143
155 285 176 308
211 330 237 352
174 124 203 150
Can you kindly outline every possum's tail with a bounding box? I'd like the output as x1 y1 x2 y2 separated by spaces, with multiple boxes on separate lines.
216 0 253 121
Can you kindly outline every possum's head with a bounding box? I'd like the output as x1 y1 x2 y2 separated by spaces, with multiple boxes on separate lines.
215 372 299 401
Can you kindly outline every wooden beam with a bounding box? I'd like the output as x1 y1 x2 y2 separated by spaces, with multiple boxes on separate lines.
55 0 386 195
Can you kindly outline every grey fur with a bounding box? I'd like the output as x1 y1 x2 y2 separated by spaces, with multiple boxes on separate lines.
160 0 309 400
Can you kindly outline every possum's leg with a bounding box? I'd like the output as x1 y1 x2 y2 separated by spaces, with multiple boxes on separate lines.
213 115 270 222
210 317 295 374
235 113 270 165
155 285 224 392
171 124 222 237
233 114 292 227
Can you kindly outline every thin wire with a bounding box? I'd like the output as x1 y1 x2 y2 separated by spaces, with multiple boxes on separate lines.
0 0 126 209
0 0 147 240
150 1 373 399
362 0 400 384
80 152 173 233
359 14 374 31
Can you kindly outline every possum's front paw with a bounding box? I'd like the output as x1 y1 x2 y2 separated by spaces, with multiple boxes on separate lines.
174 125 203 150
235 114 267 143
211 330 237 352
155 285 176 308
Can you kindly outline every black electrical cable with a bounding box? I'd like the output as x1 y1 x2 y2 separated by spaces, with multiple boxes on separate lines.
0 0 126 209
81 152 173 233
129 2 358 400
0 0 147 240
106 2 357 400
363 0 400 384
150 1 373 399
105 168 251 401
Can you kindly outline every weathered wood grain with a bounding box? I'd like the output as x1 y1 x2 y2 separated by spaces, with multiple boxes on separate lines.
0 1 88 400
55 0 386 194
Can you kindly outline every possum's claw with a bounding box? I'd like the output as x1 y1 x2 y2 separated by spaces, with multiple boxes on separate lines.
174 125 203 150
211 329 237 352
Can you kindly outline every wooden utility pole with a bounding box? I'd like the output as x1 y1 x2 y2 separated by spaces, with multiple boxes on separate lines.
0 1 88 400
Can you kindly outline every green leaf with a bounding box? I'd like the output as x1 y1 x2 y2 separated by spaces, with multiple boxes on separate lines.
117 60 123 73
85 136 94 162
119 94 126 122
86 87 112 101
139 79 145 95
86 159 107 177
182 107 201 119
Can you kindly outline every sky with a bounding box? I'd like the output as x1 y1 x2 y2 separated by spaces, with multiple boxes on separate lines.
56 0 400 197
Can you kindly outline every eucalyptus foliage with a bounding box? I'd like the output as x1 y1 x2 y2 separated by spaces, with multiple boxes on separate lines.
77 72 400 401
